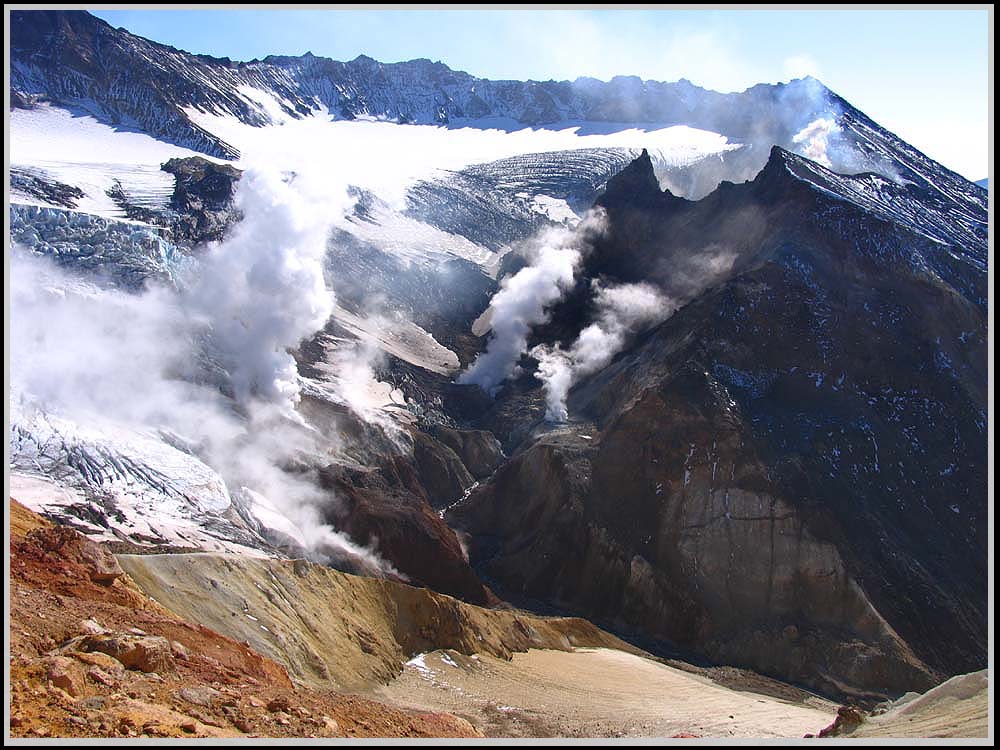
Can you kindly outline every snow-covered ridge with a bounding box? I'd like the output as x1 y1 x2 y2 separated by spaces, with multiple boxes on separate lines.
12 9 985 240
775 143 988 271
9 103 212 217
14 10 986 268
9 95 745 279
11 10 835 160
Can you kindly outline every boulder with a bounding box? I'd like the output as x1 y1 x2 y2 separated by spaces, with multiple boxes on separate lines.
79 633 175 674
266 696 291 714
318 715 342 737
46 655 85 697
79 619 109 635
818 705 865 737
86 666 118 687
22 526 123 585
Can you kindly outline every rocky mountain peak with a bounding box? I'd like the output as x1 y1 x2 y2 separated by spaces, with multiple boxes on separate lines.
596 148 683 213
11 8 101 36
744 145 808 200
11 9 109 71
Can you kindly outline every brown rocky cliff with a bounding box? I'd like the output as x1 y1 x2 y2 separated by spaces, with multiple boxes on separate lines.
116 549 642 694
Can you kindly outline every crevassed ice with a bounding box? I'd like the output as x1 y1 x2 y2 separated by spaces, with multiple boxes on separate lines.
10 203 191 288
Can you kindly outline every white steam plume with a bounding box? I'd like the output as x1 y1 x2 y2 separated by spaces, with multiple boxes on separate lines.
792 117 840 168
9 249 202 431
531 281 674 422
459 210 606 394
530 236 742 423
530 345 574 423
791 114 904 182
8 163 397 572
178 166 376 566
186 168 338 410
320 330 405 434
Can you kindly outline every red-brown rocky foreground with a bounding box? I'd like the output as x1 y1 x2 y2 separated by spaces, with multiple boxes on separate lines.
7 499 480 739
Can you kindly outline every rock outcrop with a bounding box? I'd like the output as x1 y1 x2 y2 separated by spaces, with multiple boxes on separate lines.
160 156 242 244
14 526 125 587
426 425 504 481
318 454 494 605
449 147 987 702
117 550 642 693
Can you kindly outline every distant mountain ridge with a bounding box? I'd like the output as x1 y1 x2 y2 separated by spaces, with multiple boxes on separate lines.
12 9 839 160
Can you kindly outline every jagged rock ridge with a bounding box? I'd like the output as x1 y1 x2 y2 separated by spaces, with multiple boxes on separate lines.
448 146 987 702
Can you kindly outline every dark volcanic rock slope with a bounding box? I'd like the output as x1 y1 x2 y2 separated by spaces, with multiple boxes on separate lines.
449 148 988 702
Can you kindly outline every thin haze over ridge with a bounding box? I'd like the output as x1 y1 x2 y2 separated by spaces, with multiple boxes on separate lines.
88 7 991 181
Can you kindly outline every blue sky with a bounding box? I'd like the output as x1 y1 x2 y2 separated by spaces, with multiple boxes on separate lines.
91 7 991 180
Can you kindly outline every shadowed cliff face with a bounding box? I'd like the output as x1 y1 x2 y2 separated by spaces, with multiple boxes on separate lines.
448 147 987 702
159 157 243 244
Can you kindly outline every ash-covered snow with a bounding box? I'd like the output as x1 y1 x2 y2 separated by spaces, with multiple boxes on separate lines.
331 304 460 376
529 194 579 224
342 202 494 269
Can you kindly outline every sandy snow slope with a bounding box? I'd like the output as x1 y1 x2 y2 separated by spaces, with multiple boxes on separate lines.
114 551 839 739
853 670 989 739
375 647 838 739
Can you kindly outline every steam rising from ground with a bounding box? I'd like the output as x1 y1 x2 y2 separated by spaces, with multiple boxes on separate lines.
462 196 743 421
530 239 740 422
9 166 398 572
319 331 402 433
653 77 904 199
532 282 673 421
458 211 606 394
792 117 840 168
